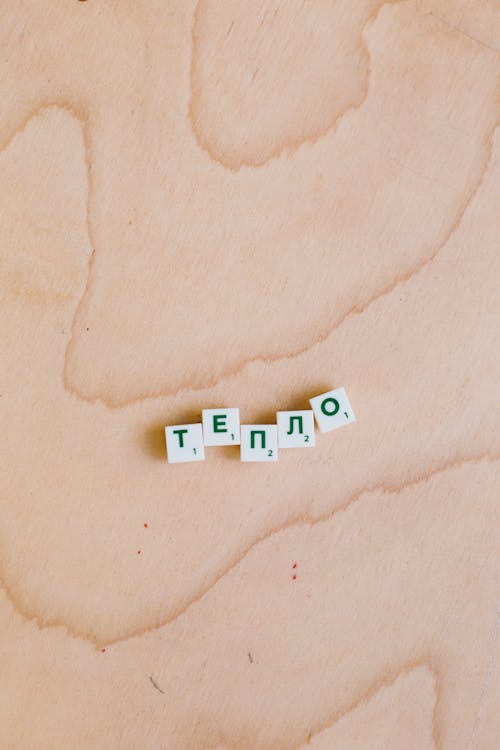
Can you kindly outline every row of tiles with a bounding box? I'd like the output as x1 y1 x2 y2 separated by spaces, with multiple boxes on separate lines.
165 387 355 463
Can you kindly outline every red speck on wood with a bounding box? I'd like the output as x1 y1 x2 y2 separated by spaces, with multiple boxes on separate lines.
137 550 141 555
292 562 297 569
101 648 106 653
292 574 297 580
144 523 148 528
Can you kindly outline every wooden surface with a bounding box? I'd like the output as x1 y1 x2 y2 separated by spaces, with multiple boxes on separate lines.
1 1 499 748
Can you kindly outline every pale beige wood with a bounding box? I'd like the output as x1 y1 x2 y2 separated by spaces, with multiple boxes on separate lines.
1 1 499 748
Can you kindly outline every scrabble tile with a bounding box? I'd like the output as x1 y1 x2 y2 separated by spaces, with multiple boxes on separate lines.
240 425 278 462
165 423 205 463
309 387 356 433
202 408 241 446
277 410 315 448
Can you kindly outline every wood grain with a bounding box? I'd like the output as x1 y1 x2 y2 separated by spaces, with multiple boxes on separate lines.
1 1 499 748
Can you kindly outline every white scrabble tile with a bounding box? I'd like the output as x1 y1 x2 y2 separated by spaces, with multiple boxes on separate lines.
309 387 356 433
277 410 315 448
240 425 278 462
202 408 241 446
165 423 205 463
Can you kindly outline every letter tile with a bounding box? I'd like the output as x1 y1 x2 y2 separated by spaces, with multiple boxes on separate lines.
240 425 278 462
277 410 315 448
165 423 205 463
202 408 241 446
309 387 356 433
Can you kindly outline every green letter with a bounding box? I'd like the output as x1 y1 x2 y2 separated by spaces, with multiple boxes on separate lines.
173 428 188 448
321 398 340 417
250 430 266 449
213 414 227 433
287 416 303 435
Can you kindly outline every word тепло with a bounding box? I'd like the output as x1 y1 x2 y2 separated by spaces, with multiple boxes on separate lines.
165 387 355 464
